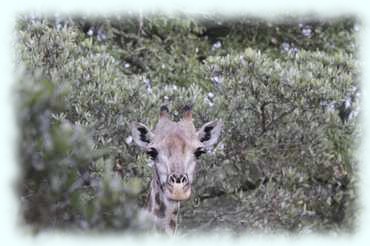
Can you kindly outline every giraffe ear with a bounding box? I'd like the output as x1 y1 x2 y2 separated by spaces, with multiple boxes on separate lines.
197 120 223 148
131 122 154 148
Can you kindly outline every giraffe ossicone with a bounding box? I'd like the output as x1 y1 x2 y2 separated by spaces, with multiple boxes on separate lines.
131 105 223 234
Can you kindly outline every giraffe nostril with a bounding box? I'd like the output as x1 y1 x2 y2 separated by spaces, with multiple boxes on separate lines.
168 174 176 185
179 174 188 184
168 174 189 185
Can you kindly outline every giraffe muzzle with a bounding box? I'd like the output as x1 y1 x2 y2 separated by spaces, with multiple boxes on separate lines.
165 173 191 201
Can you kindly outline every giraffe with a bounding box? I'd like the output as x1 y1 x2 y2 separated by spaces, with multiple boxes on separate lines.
131 105 222 234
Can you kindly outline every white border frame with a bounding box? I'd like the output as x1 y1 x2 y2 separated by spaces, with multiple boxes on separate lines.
1 1 369 245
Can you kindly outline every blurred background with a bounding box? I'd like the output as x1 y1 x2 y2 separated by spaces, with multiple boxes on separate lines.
15 12 360 235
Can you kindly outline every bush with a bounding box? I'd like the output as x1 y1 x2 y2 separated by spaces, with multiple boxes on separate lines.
15 13 360 234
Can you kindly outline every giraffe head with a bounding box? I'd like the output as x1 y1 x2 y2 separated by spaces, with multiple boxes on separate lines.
131 105 222 202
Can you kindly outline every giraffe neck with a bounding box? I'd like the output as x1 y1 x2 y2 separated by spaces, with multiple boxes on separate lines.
147 179 180 234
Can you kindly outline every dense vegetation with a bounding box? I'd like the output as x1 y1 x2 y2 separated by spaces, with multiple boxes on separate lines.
15 13 360 234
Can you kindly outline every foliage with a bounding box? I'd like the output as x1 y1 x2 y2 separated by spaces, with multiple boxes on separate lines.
17 72 150 231
15 13 360 234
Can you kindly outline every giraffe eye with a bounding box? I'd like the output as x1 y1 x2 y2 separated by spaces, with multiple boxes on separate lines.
194 147 206 159
146 148 158 160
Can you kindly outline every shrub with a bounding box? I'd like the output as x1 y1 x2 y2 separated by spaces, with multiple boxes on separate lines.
15 13 359 233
